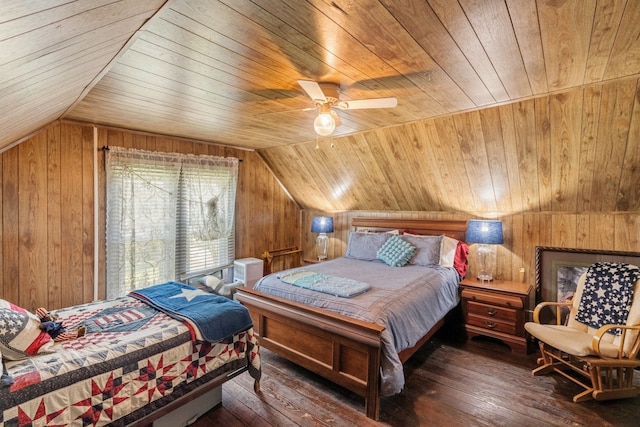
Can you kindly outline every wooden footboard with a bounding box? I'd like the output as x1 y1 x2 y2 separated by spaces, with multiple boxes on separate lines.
236 287 385 420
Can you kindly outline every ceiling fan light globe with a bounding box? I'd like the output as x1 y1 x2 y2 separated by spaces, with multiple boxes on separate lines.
314 112 335 136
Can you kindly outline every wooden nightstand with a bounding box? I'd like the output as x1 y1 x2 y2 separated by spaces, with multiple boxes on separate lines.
459 278 532 354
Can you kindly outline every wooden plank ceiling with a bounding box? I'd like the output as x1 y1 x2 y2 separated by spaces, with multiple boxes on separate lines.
1 0 640 213
1 0 638 152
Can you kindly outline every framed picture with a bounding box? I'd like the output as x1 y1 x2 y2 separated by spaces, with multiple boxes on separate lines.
535 247 640 308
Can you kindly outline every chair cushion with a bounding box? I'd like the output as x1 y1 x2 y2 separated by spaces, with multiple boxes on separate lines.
525 322 623 358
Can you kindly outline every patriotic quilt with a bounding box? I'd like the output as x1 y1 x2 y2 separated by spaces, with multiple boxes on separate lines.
0 296 261 427
575 262 640 335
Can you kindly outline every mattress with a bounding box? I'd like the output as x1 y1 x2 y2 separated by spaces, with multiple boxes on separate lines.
0 296 261 427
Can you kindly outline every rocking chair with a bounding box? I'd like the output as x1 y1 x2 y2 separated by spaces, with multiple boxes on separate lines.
525 262 640 402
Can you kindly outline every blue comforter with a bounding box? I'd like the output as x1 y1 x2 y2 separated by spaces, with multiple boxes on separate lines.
130 282 253 342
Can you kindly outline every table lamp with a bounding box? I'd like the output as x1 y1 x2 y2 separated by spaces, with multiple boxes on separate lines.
311 216 334 261
466 219 503 282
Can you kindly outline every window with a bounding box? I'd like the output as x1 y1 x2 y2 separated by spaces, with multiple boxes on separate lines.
105 147 238 298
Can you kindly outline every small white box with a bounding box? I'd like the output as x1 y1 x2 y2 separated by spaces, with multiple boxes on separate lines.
153 386 221 427
234 257 263 288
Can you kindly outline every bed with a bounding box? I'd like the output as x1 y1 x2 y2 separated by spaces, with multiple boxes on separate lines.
235 217 467 420
0 282 261 427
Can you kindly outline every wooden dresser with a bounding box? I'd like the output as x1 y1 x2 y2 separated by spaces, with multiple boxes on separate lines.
459 278 532 354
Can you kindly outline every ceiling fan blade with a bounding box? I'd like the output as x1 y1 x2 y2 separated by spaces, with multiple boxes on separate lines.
337 97 398 110
297 80 327 103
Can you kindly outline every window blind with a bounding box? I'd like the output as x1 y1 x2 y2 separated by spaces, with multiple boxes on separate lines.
105 147 238 298
175 158 237 276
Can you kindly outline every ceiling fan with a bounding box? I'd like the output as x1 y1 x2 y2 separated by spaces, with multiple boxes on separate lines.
297 80 398 136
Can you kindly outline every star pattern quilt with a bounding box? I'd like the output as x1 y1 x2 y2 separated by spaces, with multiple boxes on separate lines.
0 296 261 427
575 262 640 335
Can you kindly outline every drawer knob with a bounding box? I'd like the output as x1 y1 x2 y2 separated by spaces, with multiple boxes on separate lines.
485 307 497 316
484 320 497 329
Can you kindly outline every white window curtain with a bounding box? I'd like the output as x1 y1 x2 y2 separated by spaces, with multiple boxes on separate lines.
105 147 238 298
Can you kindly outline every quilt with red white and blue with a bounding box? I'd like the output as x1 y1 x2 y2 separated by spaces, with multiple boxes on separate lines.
0 295 261 427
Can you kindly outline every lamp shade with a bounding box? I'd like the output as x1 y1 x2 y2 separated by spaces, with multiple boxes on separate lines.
311 216 334 233
466 220 503 244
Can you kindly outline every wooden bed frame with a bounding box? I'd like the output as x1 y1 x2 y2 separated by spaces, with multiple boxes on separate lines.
235 217 467 420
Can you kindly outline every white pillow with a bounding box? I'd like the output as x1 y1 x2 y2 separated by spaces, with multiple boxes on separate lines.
440 236 459 267
204 275 223 292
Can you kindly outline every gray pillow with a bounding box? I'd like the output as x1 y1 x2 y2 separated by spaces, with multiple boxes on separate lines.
345 232 391 261
401 235 442 266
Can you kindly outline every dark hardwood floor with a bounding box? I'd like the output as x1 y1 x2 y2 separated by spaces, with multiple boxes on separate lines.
192 322 640 427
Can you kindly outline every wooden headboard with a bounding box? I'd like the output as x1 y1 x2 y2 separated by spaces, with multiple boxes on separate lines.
352 217 468 241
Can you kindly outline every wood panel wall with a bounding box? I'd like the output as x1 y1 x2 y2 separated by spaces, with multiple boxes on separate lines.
2 76 640 312
0 122 300 311
301 210 640 304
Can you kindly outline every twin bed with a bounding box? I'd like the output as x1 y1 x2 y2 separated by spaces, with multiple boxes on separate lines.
1 283 261 427
236 217 468 420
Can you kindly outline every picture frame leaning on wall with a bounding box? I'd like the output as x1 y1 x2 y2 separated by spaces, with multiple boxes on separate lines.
534 246 640 324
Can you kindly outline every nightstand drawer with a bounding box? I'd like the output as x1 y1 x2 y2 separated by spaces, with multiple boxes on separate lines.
466 313 517 335
466 300 517 323
461 289 523 309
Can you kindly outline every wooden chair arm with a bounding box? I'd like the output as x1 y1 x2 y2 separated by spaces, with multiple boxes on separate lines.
532 301 572 324
592 324 640 359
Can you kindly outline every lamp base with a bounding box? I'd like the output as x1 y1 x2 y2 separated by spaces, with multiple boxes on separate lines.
316 233 328 261
476 274 493 283
475 244 497 283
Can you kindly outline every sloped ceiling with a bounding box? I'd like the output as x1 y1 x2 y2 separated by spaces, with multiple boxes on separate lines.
2 0 640 152
262 77 640 212
0 0 169 151
1 1 640 213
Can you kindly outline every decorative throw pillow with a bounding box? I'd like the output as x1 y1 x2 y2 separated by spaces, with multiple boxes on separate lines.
454 241 470 278
377 235 416 267
0 299 54 360
401 234 442 266
199 274 223 292
345 231 392 261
